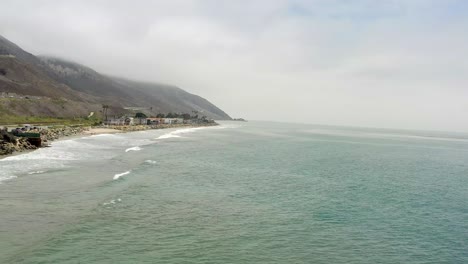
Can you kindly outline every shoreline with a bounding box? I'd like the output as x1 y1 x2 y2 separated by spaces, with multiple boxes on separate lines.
0 122 218 159
82 127 123 135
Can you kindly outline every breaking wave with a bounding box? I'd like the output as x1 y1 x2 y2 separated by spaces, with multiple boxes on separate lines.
156 127 208 140
113 171 131 180
103 198 122 206
28 170 46 175
125 146 142 152
0 175 17 184
83 133 121 139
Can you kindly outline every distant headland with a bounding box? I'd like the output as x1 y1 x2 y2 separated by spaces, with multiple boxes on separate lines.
232 118 247 122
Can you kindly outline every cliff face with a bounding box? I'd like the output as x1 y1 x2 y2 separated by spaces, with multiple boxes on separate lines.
0 35 231 120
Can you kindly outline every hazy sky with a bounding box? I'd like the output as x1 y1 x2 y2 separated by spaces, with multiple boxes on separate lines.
1 0 467 131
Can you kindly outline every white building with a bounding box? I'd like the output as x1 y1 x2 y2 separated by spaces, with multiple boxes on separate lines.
104 117 134 126
163 118 184 124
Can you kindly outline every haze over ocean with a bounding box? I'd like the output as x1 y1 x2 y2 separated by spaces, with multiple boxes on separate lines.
0 121 466 263
2 1 468 131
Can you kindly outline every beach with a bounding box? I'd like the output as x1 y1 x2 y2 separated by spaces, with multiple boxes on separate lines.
0 123 218 158
82 127 122 135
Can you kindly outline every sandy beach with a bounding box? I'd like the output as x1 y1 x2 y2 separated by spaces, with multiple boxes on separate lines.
82 128 123 135
1 123 218 158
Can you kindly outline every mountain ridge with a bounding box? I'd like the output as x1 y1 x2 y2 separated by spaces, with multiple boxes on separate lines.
0 34 231 120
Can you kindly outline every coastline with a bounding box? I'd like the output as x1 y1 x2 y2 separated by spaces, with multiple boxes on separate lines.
0 122 218 159
82 127 123 135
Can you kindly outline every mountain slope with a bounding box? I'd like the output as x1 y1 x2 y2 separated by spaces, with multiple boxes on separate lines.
0 35 42 66
0 36 102 119
105 77 231 120
0 34 231 120
40 57 231 119
0 56 94 101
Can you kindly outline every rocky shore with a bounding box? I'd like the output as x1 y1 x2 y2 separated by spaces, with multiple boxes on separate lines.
40 126 90 143
0 122 218 156
0 126 89 156
0 130 37 155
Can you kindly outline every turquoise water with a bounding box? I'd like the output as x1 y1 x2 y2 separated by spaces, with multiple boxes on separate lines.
0 121 467 263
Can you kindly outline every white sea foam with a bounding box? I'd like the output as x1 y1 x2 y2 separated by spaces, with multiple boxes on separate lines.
28 170 46 175
113 170 131 180
144 160 157 164
83 133 120 139
213 125 236 129
125 146 142 152
1 139 88 161
0 175 17 183
103 198 122 206
156 127 207 140
103 200 116 205
0 131 160 185
157 134 181 139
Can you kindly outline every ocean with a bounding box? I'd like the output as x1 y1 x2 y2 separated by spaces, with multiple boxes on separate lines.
0 121 467 263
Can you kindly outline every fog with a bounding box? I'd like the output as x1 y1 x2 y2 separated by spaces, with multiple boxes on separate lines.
1 0 467 131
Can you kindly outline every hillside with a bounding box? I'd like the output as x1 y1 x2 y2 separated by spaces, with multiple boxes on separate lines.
0 34 231 121
40 57 231 120
0 36 101 121
0 35 41 66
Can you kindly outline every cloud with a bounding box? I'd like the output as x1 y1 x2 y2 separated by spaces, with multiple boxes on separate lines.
1 0 467 131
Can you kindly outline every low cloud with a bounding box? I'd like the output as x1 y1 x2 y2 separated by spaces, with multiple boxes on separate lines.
1 0 467 131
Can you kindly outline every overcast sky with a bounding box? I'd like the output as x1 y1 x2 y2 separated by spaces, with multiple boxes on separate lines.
1 0 467 131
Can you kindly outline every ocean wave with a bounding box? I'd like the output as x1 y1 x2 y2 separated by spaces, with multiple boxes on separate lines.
156 127 208 140
1 148 78 161
157 134 181 139
144 160 157 164
125 146 142 152
303 128 468 143
103 198 122 206
83 133 121 139
113 170 131 180
0 138 101 162
0 175 17 183
28 170 46 175
214 125 240 129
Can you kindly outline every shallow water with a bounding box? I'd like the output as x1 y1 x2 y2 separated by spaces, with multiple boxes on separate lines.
0 121 467 263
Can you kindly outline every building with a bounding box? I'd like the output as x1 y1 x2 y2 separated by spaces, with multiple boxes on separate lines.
146 118 163 125
124 117 134 125
104 118 124 126
134 117 148 125
163 118 184 124
104 116 134 126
